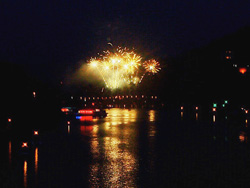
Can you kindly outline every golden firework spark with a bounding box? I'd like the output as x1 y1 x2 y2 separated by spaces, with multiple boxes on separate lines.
143 59 161 74
88 46 160 89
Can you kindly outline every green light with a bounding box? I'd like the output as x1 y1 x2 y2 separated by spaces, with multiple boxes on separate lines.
222 104 225 107
224 100 228 104
213 103 217 108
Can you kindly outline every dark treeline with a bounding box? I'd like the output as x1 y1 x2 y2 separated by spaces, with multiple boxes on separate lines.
155 26 250 107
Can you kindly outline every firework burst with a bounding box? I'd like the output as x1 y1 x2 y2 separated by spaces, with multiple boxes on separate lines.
143 59 161 74
88 45 160 90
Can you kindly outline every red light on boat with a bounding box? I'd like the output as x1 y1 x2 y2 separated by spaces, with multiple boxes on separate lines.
78 110 94 114
34 131 39 136
8 118 12 122
61 108 69 112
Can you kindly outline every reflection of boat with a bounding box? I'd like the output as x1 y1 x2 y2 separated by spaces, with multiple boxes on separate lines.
80 125 93 136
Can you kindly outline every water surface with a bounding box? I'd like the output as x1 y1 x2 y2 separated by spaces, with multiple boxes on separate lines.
1 108 250 187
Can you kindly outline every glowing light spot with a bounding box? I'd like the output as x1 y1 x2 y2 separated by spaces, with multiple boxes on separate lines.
239 67 247 74
22 142 28 148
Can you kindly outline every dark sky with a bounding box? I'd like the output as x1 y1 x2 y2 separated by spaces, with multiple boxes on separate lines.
1 0 250 82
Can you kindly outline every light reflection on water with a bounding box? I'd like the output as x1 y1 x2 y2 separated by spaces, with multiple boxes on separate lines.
9 141 11 165
67 125 70 134
148 110 156 137
35 147 38 174
23 160 27 188
148 110 155 122
88 108 140 187
5 108 250 187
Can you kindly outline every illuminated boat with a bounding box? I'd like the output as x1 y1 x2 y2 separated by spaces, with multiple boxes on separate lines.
76 108 107 117
61 107 76 114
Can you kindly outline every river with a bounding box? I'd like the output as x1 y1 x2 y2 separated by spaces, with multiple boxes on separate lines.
1 108 250 187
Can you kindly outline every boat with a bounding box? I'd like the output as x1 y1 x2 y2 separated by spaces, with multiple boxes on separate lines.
61 107 76 114
76 108 107 118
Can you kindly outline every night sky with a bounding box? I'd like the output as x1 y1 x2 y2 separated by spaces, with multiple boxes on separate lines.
1 0 250 83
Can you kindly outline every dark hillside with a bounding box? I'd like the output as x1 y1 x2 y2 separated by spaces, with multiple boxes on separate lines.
164 26 250 106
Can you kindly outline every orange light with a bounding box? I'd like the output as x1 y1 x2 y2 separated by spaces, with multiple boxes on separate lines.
245 110 248 114
239 132 247 142
195 106 198 110
239 135 245 142
34 131 39 136
181 106 184 110
213 108 216 112
22 142 28 148
239 68 247 74
67 121 70 124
